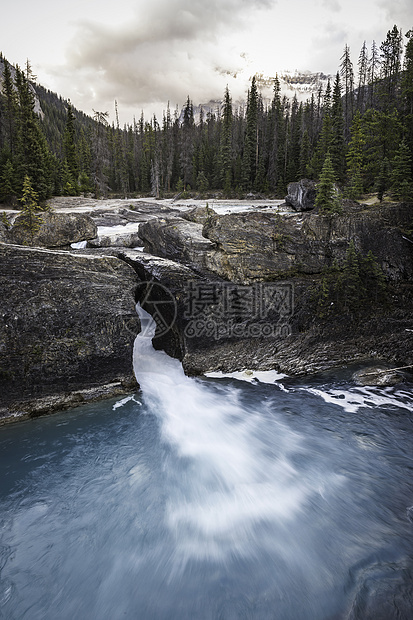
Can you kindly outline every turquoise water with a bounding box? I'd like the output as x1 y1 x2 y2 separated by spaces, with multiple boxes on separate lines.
0 313 412 619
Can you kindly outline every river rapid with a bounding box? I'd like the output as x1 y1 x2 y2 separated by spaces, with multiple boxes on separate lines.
0 307 412 619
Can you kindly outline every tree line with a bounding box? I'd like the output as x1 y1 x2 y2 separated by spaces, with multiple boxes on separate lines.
0 24 412 209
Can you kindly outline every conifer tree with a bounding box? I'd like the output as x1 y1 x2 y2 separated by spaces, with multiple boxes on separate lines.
14 65 52 200
299 129 310 178
219 86 233 194
330 72 345 182
16 175 43 243
285 95 302 183
242 76 259 188
368 40 381 107
1 58 17 157
0 159 17 204
92 109 109 197
180 96 195 188
380 25 403 103
315 152 341 213
401 30 413 149
343 241 362 311
267 76 286 193
113 100 129 195
357 41 369 113
390 139 413 201
63 101 78 190
376 157 389 201
340 44 354 137
345 111 365 199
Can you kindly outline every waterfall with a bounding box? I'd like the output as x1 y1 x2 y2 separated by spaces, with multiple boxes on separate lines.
132 304 339 564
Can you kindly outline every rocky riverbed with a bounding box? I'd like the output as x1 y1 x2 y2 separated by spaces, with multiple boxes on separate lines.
1 194 412 422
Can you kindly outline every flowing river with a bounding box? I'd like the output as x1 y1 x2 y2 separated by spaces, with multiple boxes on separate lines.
0 306 412 619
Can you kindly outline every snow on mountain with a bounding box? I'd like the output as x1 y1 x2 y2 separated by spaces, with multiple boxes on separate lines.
184 70 333 123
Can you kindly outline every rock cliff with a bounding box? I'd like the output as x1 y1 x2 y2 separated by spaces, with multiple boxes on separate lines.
0 243 140 423
137 203 413 283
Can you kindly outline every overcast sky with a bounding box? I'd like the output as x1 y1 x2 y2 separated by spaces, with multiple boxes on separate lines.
2 0 412 124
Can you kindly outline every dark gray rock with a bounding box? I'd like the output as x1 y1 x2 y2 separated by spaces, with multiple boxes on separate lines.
201 205 413 283
352 366 405 386
0 220 9 242
114 248 413 380
138 216 215 271
0 243 140 422
181 205 217 224
285 179 317 211
87 232 143 248
8 211 97 247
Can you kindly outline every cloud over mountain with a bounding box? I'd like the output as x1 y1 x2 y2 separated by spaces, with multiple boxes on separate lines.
52 0 275 120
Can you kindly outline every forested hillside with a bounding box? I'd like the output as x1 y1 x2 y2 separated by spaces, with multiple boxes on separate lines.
0 24 412 206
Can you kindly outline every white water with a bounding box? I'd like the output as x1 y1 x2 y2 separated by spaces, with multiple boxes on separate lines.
133 304 342 565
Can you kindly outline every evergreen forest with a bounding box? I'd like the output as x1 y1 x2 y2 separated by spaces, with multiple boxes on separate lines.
0 24 413 209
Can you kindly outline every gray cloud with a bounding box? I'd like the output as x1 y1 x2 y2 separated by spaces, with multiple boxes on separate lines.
376 0 413 32
307 23 349 74
321 0 342 12
52 0 275 121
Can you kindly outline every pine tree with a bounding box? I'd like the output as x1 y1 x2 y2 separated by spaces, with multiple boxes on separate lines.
63 101 78 190
330 72 345 182
340 44 354 137
357 41 369 113
309 110 332 179
345 111 365 199
376 157 389 201
16 175 43 243
401 30 413 150
380 25 403 105
390 139 413 201
0 159 17 204
219 86 233 194
342 240 363 312
285 95 302 183
180 96 195 188
92 109 109 197
242 76 259 188
315 152 341 213
299 129 310 177
113 100 129 195
267 75 286 193
368 40 381 107
1 58 17 157
14 65 52 200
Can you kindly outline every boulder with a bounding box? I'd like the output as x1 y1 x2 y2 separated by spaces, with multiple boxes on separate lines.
285 179 317 211
181 205 217 224
138 216 215 271
8 211 97 247
0 243 140 422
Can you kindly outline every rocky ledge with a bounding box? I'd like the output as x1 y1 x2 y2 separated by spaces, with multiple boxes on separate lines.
0 243 140 423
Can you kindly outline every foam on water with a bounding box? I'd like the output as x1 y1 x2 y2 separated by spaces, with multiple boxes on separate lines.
133 304 341 563
205 369 287 383
303 385 413 413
